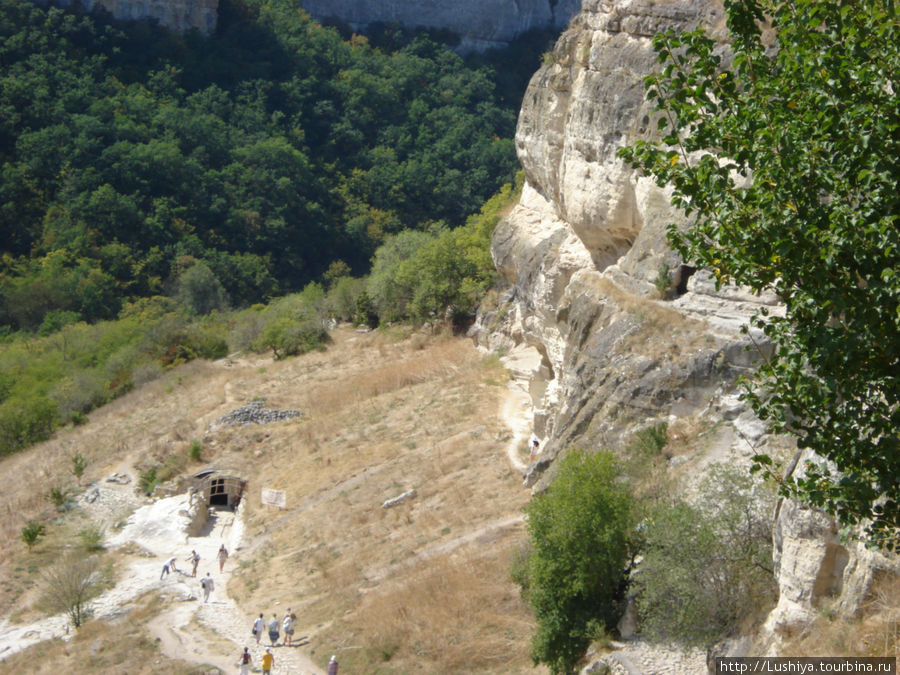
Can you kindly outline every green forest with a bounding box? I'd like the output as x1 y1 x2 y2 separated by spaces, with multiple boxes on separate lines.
0 0 546 455
0 0 545 330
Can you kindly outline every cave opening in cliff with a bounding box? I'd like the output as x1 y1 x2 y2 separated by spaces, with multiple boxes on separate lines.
674 265 696 296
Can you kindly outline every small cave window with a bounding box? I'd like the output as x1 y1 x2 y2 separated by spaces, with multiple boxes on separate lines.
673 265 696 296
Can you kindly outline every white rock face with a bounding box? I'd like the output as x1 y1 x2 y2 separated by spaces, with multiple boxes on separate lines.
475 0 899 652
297 0 581 51
49 0 218 33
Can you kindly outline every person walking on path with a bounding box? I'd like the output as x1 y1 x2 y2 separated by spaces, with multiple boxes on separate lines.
267 613 280 646
186 550 200 577
261 648 275 675
238 647 252 675
529 438 540 462
217 544 229 573
200 572 214 602
328 655 338 675
282 610 296 647
252 613 265 645
160 556 177 579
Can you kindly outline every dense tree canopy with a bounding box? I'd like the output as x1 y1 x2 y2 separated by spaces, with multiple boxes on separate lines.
520 450 635 674
0 0 522 331
620 0 899 547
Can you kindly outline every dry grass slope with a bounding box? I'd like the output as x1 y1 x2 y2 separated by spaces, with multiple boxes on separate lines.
0 327 544 673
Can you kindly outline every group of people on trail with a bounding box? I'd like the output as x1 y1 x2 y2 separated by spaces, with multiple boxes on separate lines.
238 646 337 674
159 544 229 604
251 609 297 647
159 544 337 673
237 646 276 675
244 607 334 674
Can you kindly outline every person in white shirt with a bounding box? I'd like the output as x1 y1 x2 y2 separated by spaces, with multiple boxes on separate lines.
200 572 215 602
252 613 265 644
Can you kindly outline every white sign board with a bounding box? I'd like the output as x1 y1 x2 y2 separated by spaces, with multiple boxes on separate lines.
261 488 286 509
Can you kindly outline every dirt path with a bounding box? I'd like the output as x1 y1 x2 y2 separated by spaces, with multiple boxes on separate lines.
502 386 532 473
0 485 324 674
134 499 324 674
499 344 541 474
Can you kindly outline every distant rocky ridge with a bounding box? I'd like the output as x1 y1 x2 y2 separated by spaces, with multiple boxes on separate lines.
36 0 217 34
30 0 572 49
474 0 899 658
297 0 582 52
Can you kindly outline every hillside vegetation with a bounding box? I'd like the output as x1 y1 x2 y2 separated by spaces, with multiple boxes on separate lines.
0 0 528 331
0 173 519 458
0 326 544 673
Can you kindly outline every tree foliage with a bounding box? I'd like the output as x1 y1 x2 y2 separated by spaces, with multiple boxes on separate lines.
21 519 45 550
619 0 900 548
634 465 776 647
521 450 635 674
366 175 521 325
0 0 521 330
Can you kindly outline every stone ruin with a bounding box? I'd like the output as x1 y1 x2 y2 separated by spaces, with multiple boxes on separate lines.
211 400 302 428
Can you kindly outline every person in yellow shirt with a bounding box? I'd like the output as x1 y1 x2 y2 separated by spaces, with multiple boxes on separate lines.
262 647 275 674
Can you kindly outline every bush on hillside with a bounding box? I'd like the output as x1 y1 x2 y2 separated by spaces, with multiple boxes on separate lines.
366 175 521 326
39 553 104 629
520 449 636 674
21 519 46 550
633 464 777 647
176 262 230 315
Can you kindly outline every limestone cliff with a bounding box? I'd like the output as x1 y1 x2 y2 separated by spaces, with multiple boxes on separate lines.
297 0 581 52
475 0 898 657
47 0 217 34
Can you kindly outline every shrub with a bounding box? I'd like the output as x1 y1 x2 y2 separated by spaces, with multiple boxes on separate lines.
509 542 532 599
50 368 109 421
353 289 379 328
188 439 202 462
633 464 777 647
38 309 81 336
228 309 267 352
48 484 71 512
653 262 671 296
255 317 329 360
78 524 105 552
71 453 87 484
521 450 636 674
176 262 229 315
325 276 366 322
192 330 229 360
634 423 667 457
130 359 164 387
39 552 103 629
139 467 158 496
0 394 58 457
21 519 46 550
